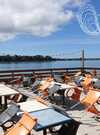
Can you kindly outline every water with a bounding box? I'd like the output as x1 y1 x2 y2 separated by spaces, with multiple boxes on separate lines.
0 60 100 70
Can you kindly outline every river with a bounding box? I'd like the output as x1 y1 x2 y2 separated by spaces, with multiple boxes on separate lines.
0 60 100 70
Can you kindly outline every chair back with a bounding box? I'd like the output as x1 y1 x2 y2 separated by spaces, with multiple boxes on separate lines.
70 89 100 114
53 74 63 83
32 79 41 88
48 84 61 96
5 112 37 135
81 90 100 106
0 103 19 126
83 76 92 86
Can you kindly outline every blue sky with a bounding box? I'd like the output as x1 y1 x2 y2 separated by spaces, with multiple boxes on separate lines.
0 0 100 58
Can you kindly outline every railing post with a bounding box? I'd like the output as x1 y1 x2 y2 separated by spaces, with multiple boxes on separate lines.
12 72 15 80
51 69 54 77
81 50 85 74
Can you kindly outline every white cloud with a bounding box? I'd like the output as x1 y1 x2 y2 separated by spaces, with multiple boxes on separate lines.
0 0 82 41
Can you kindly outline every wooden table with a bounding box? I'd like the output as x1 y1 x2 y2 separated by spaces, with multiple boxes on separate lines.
0 84 18 108
18 100 49 113
30 108 72 135
18 100 79 135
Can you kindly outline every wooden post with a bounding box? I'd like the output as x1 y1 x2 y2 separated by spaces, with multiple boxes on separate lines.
12 72 15 80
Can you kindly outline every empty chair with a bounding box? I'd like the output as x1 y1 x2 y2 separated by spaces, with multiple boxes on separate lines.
74 75 84 87
62 73 72 84
36 76 54 97
53 74 63 83
9 76 23 87
22 76 31 87
31 79 42 92
5 112 37 135
71 89 100 114
82 73 93 93
81 89 100 114
64 87 82 102
0 103 20 128
29 72 36 84
48 84 61 96
48 84 63 103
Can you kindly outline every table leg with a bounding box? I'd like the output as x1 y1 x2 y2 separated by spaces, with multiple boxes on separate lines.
43 129 47 135
4 96 7 109
0 96 2 105
0 96 2 108
62 89 65 106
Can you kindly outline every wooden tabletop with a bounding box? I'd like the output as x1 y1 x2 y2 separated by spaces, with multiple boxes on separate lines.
18 100 50 112
0 84 18 96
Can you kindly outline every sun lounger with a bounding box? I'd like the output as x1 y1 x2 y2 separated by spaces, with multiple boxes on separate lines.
5 112 37 135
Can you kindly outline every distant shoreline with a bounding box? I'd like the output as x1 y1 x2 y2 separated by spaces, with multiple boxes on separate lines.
0 55 56 62
0 54 100 62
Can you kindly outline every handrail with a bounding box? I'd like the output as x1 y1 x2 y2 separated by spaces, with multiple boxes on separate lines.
0 67 81 73
0 67 99 83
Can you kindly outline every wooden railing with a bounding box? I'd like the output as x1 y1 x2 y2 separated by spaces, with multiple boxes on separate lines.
0 67 100 83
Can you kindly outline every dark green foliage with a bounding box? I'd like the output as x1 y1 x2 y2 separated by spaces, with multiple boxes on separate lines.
0 55 55 62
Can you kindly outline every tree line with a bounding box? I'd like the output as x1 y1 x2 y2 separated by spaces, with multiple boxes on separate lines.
0 55 56 62
0 54 99 62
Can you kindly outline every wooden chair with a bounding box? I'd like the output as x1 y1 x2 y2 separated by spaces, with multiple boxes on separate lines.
5 112 37 135
82 75 93 93
53 74 63 83
0 103 20 129
64 87 82 102
31 79 41 92
71 89 100 114
36 96 49 106
62 73 72 84
81 89 100 114
37 76 54 97
9 77 23 86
